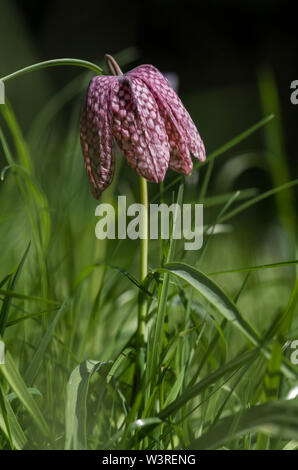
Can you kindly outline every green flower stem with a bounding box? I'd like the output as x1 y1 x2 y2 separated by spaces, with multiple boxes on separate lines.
139 176 148 284
136 176 148 386
0 58 103 83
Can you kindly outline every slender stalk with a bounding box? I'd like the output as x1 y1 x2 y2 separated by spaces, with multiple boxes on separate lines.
0 58 103 83
132 176 149 397
104 54 123 76
138 176 148 348
139 176 148 283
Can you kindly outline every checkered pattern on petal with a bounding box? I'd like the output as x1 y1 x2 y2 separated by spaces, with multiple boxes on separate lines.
80 75 116 199
110 76 170 183
128 65 206 166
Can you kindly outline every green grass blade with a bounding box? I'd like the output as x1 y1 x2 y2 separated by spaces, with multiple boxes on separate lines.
1 103 51 252
188 401 298 449
5 308 57 327
0 384 27 449
73 263 151 296
220 179 298 223
0 349 49 436
65 359 112 450
158 349 256 422
1 58 103 83
258 67 296 239
0 289 58 304
156 262 260 345
203 188 259 207
146 183 184 392
0 241 31 336
24 301 68 386
209 259 298 276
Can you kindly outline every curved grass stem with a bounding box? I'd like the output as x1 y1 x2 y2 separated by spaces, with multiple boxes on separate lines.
0 58 103 83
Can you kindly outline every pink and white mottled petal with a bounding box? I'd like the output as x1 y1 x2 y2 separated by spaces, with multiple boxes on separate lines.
80 75 116 199
111 77 170 183
153 94 193 175
128 65 206 163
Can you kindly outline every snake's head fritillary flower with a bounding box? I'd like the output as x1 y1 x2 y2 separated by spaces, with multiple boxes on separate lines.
80 55 206 199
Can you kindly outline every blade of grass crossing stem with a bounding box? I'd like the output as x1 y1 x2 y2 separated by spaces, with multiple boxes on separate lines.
0 349 49 436
0 242 31 336
65 360 112 450
24 301 68 386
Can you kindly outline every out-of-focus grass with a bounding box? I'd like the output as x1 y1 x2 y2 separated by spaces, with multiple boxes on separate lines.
0 39 297 449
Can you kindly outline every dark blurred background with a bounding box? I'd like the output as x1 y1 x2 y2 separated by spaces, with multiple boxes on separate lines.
0 0 297 197
1 0 297 169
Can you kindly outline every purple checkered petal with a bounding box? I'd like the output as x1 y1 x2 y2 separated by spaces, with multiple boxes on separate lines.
110 76 170 183
128 65 206 167
80 58 206 198
80 75 116 199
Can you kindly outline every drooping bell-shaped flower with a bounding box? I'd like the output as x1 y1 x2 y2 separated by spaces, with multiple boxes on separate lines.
80 55 205 199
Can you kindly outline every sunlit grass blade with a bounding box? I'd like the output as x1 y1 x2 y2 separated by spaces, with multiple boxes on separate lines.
65 359 112 450
0 349 49 437
0 384 27 449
